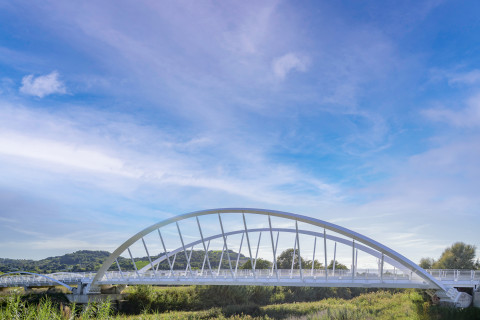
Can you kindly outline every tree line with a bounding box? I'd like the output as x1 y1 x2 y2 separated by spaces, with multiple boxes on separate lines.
419 242 479 269
0 248 347 274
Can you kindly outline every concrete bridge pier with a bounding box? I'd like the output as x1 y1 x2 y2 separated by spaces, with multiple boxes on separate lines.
473 285 480 308
66 284 127 304
72 282 89 295
23 286 34 293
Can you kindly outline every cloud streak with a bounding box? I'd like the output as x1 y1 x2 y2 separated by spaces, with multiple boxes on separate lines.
423 93 480 128
20 71 66 98
272 53 309 80
0 102 341 208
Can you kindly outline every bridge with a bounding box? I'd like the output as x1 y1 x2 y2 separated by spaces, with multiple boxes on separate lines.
1 208 479 308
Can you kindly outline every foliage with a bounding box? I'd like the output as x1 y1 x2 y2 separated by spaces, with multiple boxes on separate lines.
0 249 248 273
0 250 111 273
303 260 324 270
2 287 480 319
119 285 380 315
275 248 327 270
276 249 306 269
0 290 112 319
327 260 348 270
117 289 480 319
432 242 477 269
419 242 479 270
148 250 249 272
260 290 480 320
419 257 435 269
122 286 197 314
134 260 151 270
240 259 272 270
426 304 480 320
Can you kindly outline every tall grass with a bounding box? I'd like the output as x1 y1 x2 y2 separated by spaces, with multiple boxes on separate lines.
1 287 480 319
0 290 113 320
121 285 382 314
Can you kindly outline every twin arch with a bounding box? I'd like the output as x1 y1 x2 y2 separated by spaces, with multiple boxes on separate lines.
92 208 445 291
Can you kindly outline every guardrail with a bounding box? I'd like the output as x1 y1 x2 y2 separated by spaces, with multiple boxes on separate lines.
427 269 480 282
1 269 478 288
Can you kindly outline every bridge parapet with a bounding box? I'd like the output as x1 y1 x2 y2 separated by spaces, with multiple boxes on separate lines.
2 268 478 292
427 269 480 283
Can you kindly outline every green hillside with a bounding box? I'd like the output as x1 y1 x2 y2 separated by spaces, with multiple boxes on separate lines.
0 250 249 274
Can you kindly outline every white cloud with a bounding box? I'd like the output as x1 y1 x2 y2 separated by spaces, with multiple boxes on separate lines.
448 69 480 85
272 53 309 80
0 131 138 177
0 102 340 208
423 93 480 127
429 68 480 87
19 71 66 98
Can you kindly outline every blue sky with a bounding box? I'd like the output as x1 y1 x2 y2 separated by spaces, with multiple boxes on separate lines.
0 0 479 263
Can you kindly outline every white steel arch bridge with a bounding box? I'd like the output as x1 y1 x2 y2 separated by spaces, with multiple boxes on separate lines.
1 208 478 307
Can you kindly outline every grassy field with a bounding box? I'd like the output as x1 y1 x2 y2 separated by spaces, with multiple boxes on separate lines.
1 286 480 319
118 290 480 320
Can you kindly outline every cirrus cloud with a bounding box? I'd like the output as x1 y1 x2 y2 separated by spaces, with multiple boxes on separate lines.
423 93 480 128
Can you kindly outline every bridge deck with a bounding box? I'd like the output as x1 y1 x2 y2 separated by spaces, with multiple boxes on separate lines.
2 269 479 290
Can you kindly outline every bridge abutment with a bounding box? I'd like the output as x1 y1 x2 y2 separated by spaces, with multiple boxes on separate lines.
473 286 480 308
100 284 126 294
23 286 34 293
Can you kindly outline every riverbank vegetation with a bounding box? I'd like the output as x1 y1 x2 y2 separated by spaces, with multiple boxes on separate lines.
2 286 480 319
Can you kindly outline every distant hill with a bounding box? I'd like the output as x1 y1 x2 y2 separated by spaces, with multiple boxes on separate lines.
0 250 111 273
0 250 249 274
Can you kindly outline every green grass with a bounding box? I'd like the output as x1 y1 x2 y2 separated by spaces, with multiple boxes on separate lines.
261 290 425 319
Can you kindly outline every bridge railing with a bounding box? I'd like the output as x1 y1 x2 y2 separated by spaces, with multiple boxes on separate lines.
0 272 96 287
96 268 416 283
4 269 479 289
0 275 47 287
427 269 480 282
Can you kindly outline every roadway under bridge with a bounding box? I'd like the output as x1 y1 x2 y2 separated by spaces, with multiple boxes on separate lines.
1 208 479 308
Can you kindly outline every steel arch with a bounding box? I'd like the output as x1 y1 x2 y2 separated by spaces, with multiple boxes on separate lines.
92 208 446 291
137 227 405 273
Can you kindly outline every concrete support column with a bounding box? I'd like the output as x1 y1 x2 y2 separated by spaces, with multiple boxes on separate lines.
473 287 480 308
23 286 34 293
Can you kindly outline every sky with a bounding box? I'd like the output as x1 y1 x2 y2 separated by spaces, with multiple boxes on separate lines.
0 0 479 264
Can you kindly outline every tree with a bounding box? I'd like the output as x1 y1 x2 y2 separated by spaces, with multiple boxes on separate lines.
432 242 477 269
327 260 348 270
276 248 306 269
304 260 324 270
240 258 272 269
419 257 435 270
